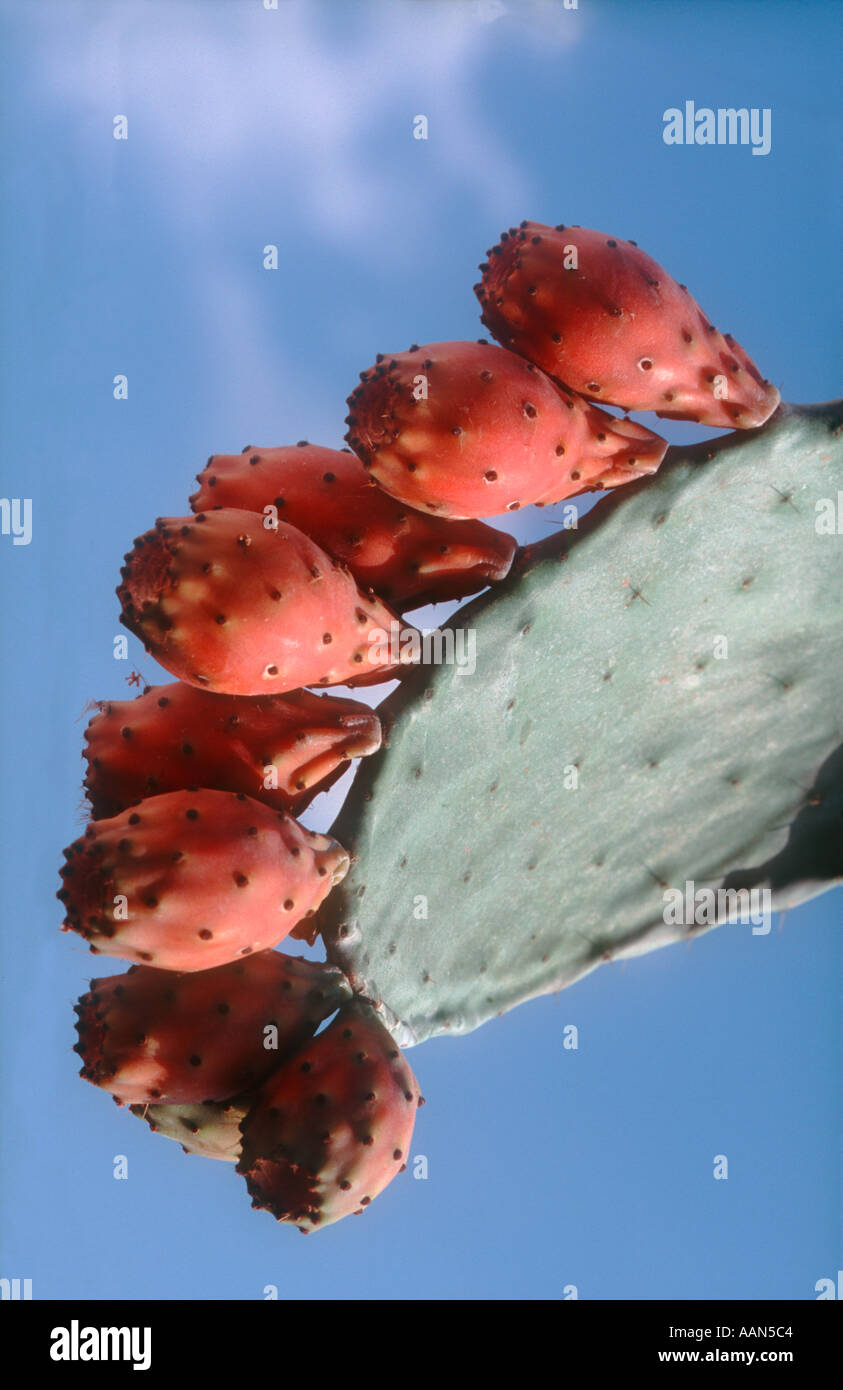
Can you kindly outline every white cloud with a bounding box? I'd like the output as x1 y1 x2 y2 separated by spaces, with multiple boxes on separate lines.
26 0 577 420
33 0 538 242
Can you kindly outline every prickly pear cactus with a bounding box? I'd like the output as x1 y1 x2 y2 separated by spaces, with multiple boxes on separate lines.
321 401 843 1045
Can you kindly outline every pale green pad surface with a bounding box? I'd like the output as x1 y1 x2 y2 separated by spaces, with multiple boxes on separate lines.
320 403 843 1045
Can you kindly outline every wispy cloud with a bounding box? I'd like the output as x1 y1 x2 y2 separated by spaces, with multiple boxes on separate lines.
22 0 578 423
21 0 582 449
31 0 545 244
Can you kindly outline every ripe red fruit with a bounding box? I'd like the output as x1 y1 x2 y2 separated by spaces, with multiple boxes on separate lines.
346 340 667 519
117 509 417 696
475 221 780 428
83 681 381 820
58 788 349 971
74 951 350 1106
190 442 516 611
237 1001 423 1233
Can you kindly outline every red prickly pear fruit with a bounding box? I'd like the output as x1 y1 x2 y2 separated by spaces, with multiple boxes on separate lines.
116 509 417 696
130 1098 248 1162
74 952 350 1106
475 221 780 429
83 681 381 821
57 788 349 971
190 442 516 612
237 1000 423 1233
345 340 667 519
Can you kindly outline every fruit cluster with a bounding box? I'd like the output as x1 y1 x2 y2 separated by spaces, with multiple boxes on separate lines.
58 222 777 1233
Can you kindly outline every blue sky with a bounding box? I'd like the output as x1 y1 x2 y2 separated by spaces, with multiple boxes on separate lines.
0 0 840 1299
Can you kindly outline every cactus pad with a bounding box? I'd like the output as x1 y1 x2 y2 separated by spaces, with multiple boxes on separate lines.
320 402 843 1045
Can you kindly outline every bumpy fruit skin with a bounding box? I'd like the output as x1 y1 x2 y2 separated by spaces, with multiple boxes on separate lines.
83 681 381 821
346 340 667 519
237 1000 423 1233
475 221 780 428
74 952 349 1105
117 509 416 696
58 788 349 971
190 442 516 611
131 1098 248 1162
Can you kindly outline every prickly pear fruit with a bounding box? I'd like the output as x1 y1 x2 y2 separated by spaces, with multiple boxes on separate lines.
58 788 349 971
116 509 416 696
346 340 667 519
237 1000 422 1233
131 1098 248 1162
83 681 381 821
475 221 780 428
189 442 516 611
74 952 350 1105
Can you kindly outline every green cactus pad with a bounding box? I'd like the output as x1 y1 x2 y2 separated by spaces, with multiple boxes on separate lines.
320 403 843 1045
